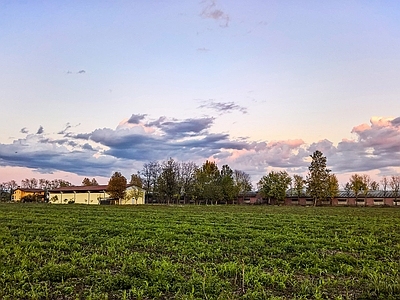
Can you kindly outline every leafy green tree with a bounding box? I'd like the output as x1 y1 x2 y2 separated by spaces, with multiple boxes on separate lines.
195 160 222 205
306 150 331 206
107 172 127 204
326 174 339 205
220 165 237 204
157 158 180 204
349 174 368 205
258 171 292 204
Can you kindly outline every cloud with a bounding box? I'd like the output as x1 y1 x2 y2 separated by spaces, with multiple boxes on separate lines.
20 127 28 134
127 114 147 124
1 115 400 184
58 123 72 135
197 47 210 52
199 100 247 114
391 117 400 127
36 126 44 134
77 70 86 74
200 0 230 27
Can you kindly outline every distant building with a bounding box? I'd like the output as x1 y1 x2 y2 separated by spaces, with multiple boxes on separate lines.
237 189 400 207
48 184 145 205
12 188 46 202
285 190 400 206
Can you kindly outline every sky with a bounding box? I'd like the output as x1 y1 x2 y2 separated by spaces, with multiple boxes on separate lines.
1 0 400 187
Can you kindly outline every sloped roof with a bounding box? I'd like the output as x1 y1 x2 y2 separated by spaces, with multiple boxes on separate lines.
15 188 45 193
49 185 108 193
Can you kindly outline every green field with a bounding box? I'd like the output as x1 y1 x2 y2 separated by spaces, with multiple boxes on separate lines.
1 204 400 299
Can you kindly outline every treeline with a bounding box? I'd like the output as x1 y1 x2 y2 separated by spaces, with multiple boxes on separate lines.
128 158 253 204
2 150 400 204
0 178 73 202
258 150 400 205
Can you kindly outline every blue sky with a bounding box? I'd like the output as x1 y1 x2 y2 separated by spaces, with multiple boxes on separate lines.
1 1 400 186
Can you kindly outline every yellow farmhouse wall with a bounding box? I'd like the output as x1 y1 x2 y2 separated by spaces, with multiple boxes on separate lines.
12 189 45 202
49 191 109 204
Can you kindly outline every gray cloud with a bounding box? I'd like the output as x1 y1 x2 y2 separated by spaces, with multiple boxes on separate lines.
199 100 247 114
36 126 44 134
127 114 147 124
20 127 28 134
391 117 400 127
78 70 86 74
58 123 72 135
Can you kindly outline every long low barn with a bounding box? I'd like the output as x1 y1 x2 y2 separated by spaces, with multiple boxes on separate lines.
238 190 400 206
48 184 145 205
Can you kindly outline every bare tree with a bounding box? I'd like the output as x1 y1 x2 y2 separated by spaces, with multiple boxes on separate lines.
21 178 38 189
234 170 253 204
381 176 389 197
390 175 400 205
179 161 198 204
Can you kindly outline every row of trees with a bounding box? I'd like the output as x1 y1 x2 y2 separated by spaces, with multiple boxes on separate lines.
0 178 73 202
2 150 399 205
257 150 339 206
257 150 400 206
108 158 253 204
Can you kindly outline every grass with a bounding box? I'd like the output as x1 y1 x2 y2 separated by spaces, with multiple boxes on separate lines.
0 204 400 299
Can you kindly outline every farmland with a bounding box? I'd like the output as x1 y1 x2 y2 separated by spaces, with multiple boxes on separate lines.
1 204 400 299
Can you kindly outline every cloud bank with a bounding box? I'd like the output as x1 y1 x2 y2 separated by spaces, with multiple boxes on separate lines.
1 115 399 181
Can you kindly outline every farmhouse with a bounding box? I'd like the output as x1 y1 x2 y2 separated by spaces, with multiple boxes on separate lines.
48 184 145 205
12 188 46 202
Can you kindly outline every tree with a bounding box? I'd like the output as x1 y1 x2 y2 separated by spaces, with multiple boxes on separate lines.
293 175 305 200
21 178 38 189
107 172 127 204
195 160 222 205
82 178 98 186
130 173 143 188
178 161 198 204
157 158 180 204
306 150 331 206
258 171 292 204
370 180 379 191
234 170 253 204
390 175 400 204
349 174 368 205
141 161 161 203
381 176 389 197
326 174 339 205
82 178 91 186
220 165 237 204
